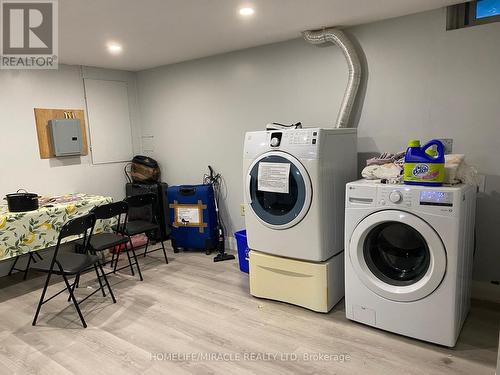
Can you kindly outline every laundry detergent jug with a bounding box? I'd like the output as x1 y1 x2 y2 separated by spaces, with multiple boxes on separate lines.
403 139 445 186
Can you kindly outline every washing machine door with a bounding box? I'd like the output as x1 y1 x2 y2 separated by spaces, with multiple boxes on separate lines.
246 151 312 230
349 210 447 302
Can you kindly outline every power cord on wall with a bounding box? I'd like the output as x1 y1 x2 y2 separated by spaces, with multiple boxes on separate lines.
124 162 132 184
265 122 302 130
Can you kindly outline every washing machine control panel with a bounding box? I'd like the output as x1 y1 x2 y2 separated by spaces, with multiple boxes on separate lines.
419 190 454 207
388 190 402 203
378 187 456 210
378 188 413 207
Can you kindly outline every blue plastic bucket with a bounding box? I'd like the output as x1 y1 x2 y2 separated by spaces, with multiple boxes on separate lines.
234 230 249 273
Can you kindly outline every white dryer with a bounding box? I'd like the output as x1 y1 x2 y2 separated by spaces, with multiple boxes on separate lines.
345 180 476 347
243 127 357 262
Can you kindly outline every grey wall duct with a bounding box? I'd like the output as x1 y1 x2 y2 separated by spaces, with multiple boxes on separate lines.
302 28 361 128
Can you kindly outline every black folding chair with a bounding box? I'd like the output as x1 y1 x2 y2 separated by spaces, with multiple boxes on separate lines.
8 251 44 280
115 193 168 265
31 214 116 328
76 201 143 281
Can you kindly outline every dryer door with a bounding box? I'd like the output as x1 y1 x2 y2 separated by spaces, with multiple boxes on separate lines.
246 151 312 230
349 210 447 302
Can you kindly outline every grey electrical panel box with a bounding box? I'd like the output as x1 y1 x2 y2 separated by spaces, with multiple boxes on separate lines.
48 119 83 157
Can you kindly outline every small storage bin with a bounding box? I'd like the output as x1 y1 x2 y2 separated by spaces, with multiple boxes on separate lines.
234 230 249 273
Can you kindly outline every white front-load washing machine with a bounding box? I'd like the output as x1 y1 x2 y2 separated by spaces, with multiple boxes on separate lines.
243 127 357 262
345 180 476 347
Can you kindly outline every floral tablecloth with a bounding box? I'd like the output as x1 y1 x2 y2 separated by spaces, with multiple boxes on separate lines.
0 194 114 261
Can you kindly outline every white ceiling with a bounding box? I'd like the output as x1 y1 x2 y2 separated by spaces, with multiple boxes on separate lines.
59 0 464 71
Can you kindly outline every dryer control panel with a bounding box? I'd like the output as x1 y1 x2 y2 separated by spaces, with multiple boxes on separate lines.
283 129 318 145
244 127 357 160
244 128 320 159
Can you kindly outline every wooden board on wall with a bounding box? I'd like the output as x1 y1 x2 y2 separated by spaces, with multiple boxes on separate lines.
34 108 89 159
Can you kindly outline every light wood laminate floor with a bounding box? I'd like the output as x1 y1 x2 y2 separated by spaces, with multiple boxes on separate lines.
0 245 498 375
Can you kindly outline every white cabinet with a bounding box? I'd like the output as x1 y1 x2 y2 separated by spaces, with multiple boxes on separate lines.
84 79 133 164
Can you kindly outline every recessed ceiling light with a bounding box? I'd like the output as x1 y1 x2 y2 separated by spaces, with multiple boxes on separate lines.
239 7 255 16
107 42 123 55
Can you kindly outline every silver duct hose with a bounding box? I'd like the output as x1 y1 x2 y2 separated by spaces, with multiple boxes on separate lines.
302 28 361 128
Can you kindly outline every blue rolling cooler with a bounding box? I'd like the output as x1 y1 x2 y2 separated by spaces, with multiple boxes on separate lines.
167 184 218 254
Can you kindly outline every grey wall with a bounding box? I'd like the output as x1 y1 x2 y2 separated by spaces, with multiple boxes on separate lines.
136 8 500 281
0 65 141 201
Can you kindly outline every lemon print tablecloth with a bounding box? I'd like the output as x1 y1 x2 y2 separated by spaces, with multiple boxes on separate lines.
0 194 114 261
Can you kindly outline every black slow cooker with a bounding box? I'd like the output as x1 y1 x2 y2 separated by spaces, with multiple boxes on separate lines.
4 189 40 212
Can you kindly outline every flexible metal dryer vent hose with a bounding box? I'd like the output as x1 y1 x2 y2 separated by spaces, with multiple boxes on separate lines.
302 28 361 128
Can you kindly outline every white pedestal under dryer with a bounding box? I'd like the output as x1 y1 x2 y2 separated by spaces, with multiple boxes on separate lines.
345 180 476 347
249 250 344 313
